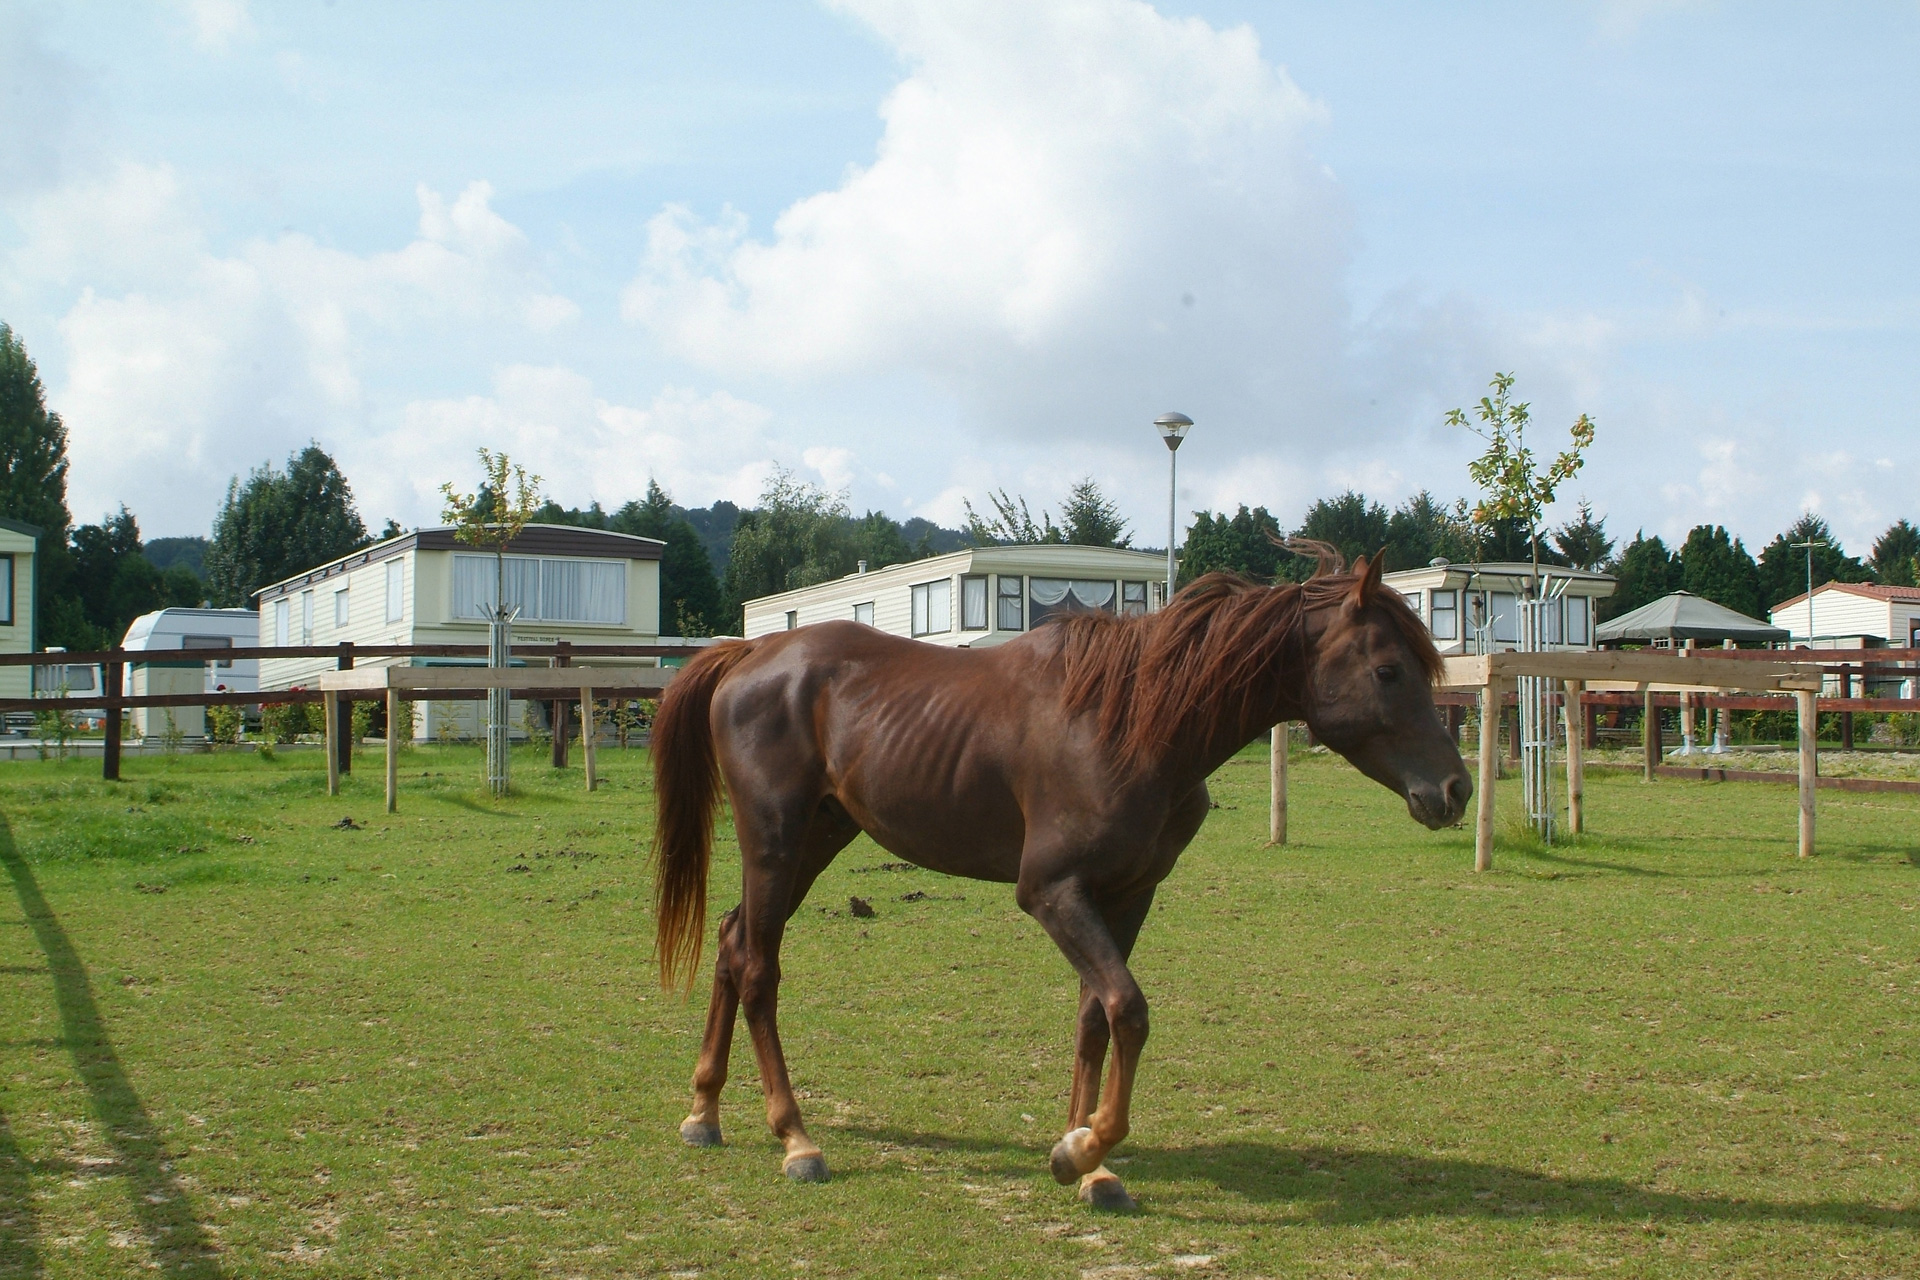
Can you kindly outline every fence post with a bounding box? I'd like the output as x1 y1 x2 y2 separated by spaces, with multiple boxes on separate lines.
581 687 597 792
1840 664 1853 751
385 685 399 814
1797 688 1817 858
1268 723 1287 846
551 640 570 769
102 657 123 782
1642 685 1659 781
335 642 354 776
1564 680 1584 835
1475 678 1500 872
324 694 340 797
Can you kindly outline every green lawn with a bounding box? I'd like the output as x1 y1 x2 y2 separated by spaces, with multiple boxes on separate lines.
0 743 1916 1278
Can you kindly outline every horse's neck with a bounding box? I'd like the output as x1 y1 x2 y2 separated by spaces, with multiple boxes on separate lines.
1173 598 1318 777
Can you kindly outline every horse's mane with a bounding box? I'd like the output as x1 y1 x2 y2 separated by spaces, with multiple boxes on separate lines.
1052 543 1443 776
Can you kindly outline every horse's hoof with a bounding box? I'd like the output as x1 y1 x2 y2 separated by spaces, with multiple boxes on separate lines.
783 1153 830 1183
1079 1172 1138 1213
679 1118 723 1148
1049 1127 1096 1185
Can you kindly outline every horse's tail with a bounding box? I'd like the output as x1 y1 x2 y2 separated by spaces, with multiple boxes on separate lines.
651 639 758 992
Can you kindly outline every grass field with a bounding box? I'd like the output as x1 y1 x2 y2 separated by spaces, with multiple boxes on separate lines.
0 743 1916 1279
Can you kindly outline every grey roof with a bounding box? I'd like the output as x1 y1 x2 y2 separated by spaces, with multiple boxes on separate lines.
1595 591 1788 644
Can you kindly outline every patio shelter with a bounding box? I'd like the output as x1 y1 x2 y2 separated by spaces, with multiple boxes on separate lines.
1596 591 1788 648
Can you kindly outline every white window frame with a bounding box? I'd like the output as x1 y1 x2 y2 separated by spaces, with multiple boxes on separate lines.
1490 591 1518 644
1429 589 1458 641
911 579 952 637
333 586 350 629
273 598 290 647
385 560 404 623
0 556 12 624
1566 595 1591 646
450 552 626 625
300 591 314 645
1120 581 1149 617
785 610 798 631
853 601 874 626
996 574 1023 631
960 575 989 631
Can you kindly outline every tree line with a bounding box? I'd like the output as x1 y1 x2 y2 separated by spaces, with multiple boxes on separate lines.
1181 489 1918 621
5 321 1915 642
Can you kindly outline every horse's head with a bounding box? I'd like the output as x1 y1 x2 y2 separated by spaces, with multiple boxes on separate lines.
1299 552 1471 830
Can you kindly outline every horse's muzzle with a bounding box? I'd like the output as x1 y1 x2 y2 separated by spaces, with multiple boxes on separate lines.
1406 772 1472 830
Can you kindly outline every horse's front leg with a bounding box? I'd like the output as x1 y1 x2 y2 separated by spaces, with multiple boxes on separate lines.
1020 877 1152 1211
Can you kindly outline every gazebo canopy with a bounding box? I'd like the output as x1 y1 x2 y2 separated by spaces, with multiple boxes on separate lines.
1595 591 1788 646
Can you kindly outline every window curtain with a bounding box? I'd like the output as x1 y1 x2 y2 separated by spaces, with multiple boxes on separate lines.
456 553 625 623
452 555 495 619
1029 578 1117 626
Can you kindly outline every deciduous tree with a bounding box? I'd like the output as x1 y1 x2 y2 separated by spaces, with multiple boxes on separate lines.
1448 371 1596 581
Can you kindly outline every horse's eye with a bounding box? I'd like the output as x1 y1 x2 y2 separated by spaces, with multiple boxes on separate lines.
1375 665 1400 684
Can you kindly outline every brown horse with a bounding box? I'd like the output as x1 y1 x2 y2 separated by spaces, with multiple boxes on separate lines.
650 550 1470 1209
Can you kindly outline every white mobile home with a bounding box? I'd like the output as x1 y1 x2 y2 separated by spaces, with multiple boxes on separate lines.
743 545 1169 645
1381 561 1616 654
1770 581 1920 649
256 524 665 740
0 518 41 700
121 607 260 739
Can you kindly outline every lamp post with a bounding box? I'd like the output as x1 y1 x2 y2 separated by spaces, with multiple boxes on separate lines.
1792 535 1828 647
1154 412 1192 606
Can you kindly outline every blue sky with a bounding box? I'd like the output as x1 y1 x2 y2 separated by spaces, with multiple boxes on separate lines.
2 1 1914 558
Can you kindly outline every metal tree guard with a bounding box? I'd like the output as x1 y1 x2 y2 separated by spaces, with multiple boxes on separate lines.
486 604 519 796
1518 574 1569 842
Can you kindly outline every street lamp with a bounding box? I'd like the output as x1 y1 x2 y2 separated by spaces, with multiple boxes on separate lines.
1791 535 1828 648
1155 412 1192 606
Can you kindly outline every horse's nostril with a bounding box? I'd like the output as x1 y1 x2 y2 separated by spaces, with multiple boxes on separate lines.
1446 774 1472 812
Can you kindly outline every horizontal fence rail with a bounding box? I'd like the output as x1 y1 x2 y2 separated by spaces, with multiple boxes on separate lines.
0 640 715 781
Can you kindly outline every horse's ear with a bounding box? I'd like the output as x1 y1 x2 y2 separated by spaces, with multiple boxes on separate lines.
1347 548 1386 610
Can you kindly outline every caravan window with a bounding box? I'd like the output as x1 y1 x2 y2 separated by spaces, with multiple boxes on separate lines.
334 587 350 628
1489 592 1518 644
1120 582 1149 616
273 598 290 647
300 592 315 644
0 556 11 624
1028 579 1116 627
1566 596 1590 646
184 635 234 669
385 561 404 623
960 576 989 630
910 580 952 636
997 575 1023 631
853 602 874 626
1429 590 1458 640
451 554 625 624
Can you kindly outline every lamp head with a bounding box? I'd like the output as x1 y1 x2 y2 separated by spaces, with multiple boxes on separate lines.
1154 411 1193 452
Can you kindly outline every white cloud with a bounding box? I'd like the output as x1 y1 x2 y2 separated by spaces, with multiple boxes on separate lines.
181 0 255 53
382 371 777 526
33 177 586 530
0 7 88 199
624 0 1352 458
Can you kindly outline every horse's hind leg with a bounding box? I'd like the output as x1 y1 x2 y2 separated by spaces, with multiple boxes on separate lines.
729 795 861 1181
680 907 744 1147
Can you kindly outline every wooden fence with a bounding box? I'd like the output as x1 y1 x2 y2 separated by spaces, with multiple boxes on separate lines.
0 641 709 781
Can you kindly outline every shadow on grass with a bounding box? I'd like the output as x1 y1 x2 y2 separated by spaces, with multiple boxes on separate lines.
842 1124 1919 1230
0 1104 38 1278
0 818 223 1278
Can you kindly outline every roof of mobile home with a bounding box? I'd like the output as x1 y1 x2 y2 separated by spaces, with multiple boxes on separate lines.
253 524 665 602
